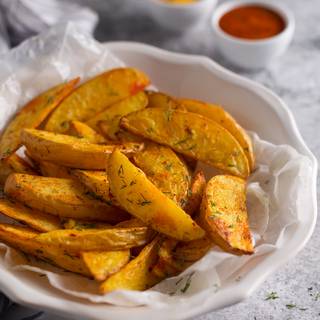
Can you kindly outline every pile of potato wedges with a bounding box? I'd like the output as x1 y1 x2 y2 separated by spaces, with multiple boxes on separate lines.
0 67 255 294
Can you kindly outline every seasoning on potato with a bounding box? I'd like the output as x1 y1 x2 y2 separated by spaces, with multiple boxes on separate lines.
0 67 255 294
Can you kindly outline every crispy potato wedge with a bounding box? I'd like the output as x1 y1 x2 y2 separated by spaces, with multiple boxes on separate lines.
81 250 130 281
184 170 206 216
121 108 250 178
4 174 129 222
178 99 255 170
173 237 213 262
0 154 37 185
62 218 111 230
21 128 143 169
199 175 253 255
45 68 149 133
100 236 161 293
146 91 179 109
70 169 115 205
133 143 191 207
38 161 73 179
86 91 148 137
34 226 151 252
0 198 61 232
0 78 79 160
0 223 90 276
108 150 204 241
66 120 106 144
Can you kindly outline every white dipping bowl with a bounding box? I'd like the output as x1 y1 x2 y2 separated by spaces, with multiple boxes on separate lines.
211 0 295 70
140 0 217 31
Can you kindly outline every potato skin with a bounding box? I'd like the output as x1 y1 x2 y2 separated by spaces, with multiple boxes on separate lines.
45 68 149 133
100 236 162 293
0 78 79 160
177 98 255 170
121 108 250 178
4 173 129 222
0 223 91 276
108 150 205 241
21 128 143 169
146 91 179 109
199 175 254 255
133 143 191 207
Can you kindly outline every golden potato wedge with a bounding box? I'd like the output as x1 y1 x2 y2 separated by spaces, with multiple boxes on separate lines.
199 175 253 255
70 169 115 205
121 108 250 178
4 174 129 222
0 78 79 160
0 223 90 276
0 198 61 232
86 91 148 137
38 161 73 179
45 68 149 133
184 170 206 216
108 150 204 241
81 250 130 281
173 237 213 262
0 153 37 185
66 120 106 144
62 218 111 230
178 99 255 170
100 236 162 293
21 128 144 169
146 91 179 109
133 143 191 207
34 226 151 252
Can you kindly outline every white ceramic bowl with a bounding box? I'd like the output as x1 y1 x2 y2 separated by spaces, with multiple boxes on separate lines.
0 41 317 320
135 0 217 32
211 0 295 69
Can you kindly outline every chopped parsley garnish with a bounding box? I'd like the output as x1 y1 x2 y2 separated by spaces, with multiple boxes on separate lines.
265 291 279 300
286 304 296 309
180 272 195 293
118 165 124 177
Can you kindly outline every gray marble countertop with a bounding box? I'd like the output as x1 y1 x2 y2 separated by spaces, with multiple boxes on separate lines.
2 1 319 319
94 1 320 319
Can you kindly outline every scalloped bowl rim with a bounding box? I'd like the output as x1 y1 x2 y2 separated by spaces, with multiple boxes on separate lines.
0 42 317 320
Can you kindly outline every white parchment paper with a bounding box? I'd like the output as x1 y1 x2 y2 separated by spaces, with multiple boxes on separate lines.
0 23 313 307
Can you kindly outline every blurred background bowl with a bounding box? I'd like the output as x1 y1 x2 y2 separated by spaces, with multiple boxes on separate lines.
211 0 295 70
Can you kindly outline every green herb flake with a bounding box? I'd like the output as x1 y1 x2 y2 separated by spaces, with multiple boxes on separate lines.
118 165 124 177
180 272 195 293
265 291 279 300
286 304 296 309
164 162 173 171
227 163 236 168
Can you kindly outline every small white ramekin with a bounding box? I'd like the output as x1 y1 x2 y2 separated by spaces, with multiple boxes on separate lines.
211 0 295 70
140 0 218 32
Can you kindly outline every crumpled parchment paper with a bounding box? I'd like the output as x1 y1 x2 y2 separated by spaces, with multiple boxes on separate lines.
0 23 313 308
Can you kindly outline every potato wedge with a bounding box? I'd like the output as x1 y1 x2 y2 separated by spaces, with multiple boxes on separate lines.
21 128 143 169
70 169 115 205
0 78 79 160
38 161 73 179
86 91 148 137
199 175 253 254
173 237 213 262
100 236 161 293
133 143 191 207
121 108 250 178
0 198 61 232
81 250 130 281
184 170 206 216
108 150 204 241
178 99 255 170
146 91 179 109
0 153 37 185
66 120 106 144
0 223 90 276
5 174 129 222
34 226 151 252
45 68 149 133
